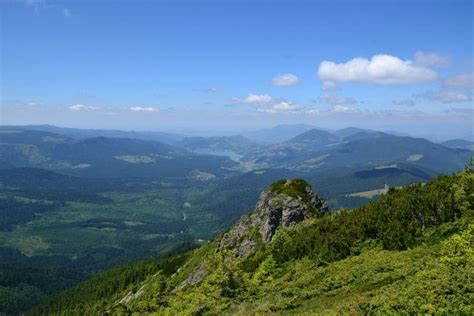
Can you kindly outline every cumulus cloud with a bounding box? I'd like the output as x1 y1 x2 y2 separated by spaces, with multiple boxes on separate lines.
130 106 159 112
318 54 437 86
273 101 299 111
256 108 277 114
271 73 300 87
416 90 472 104
413 51 451 68
256 101 300 114
243 94 273 105
443 73 474 89
69 104 99 111
392 99 416 107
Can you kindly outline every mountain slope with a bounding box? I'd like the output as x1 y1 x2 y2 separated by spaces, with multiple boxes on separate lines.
1 125 185 144
241 124 316 144
177 135 261 160
333 127 370 138
0 129 238 179
442 139 474 150
241 131 471 173
29 168 473 315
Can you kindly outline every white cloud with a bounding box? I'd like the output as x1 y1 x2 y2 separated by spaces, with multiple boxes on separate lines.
256 101 300 114
321 81 338 90
243 94 273 105
413 51 451 68
63 8 70 17
319 94 357 106
271 73 300 87
392 99 416 107
443 73 474 89
417 90 472 103
69 104 99 111
130 106 159 112
318 54 437 86
273 101 299 111
256 108 277 114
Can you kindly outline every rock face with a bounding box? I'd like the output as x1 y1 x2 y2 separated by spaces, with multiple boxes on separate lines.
218 179 328 258
168 179 327 293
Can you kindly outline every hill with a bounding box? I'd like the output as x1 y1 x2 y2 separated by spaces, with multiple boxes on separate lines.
442 139 474 150
177 135 261 161
29 167 473 315
287 128 340 146
241 124 316 144
241 131 471 173
333 127 371 138
0 125 185 144
0 129 237 179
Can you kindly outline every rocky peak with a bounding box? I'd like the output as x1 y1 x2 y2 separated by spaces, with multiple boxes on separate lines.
218 179 328 258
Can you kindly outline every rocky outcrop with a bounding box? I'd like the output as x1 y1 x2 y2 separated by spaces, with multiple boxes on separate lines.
158 179 327 295
218 179 328 258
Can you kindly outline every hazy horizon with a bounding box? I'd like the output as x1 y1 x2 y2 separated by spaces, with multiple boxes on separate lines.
1 122 472 142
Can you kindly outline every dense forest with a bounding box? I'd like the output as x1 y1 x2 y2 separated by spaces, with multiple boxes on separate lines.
28 166 473 315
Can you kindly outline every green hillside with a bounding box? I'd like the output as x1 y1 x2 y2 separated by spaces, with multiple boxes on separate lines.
0 129 238 179
29 167 473 315
241 131 471 173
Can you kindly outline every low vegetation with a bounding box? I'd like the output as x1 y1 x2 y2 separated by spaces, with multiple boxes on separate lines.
28 167 473 315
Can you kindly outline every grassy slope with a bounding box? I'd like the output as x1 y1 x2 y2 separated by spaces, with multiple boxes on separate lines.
29 168 473 315
229 220 472 315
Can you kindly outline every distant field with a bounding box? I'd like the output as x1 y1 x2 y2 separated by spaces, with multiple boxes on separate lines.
0 184 220 259
347 187 389 199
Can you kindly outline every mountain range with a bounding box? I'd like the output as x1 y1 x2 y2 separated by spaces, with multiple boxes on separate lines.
0 124 472 315
240 128 471 173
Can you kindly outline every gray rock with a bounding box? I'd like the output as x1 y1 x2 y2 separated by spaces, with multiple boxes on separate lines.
218 179 328 257
175 179 328 293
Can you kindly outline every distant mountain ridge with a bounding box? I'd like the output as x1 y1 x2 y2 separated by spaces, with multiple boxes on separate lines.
240 129 471 174
442 139 474 150
177 135 261 160
0 129 237 179
241 124 317 144
0 125 186 144
2 125 468 179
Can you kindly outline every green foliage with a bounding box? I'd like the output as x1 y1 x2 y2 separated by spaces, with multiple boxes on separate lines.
270 172 468 265
358 225 473 315
27 253 190 315
0 197 62 231
267 178 311 201
252 255 277 285
34 169 473 315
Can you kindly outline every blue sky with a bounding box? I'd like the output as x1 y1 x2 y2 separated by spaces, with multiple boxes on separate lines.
1 0 473 140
